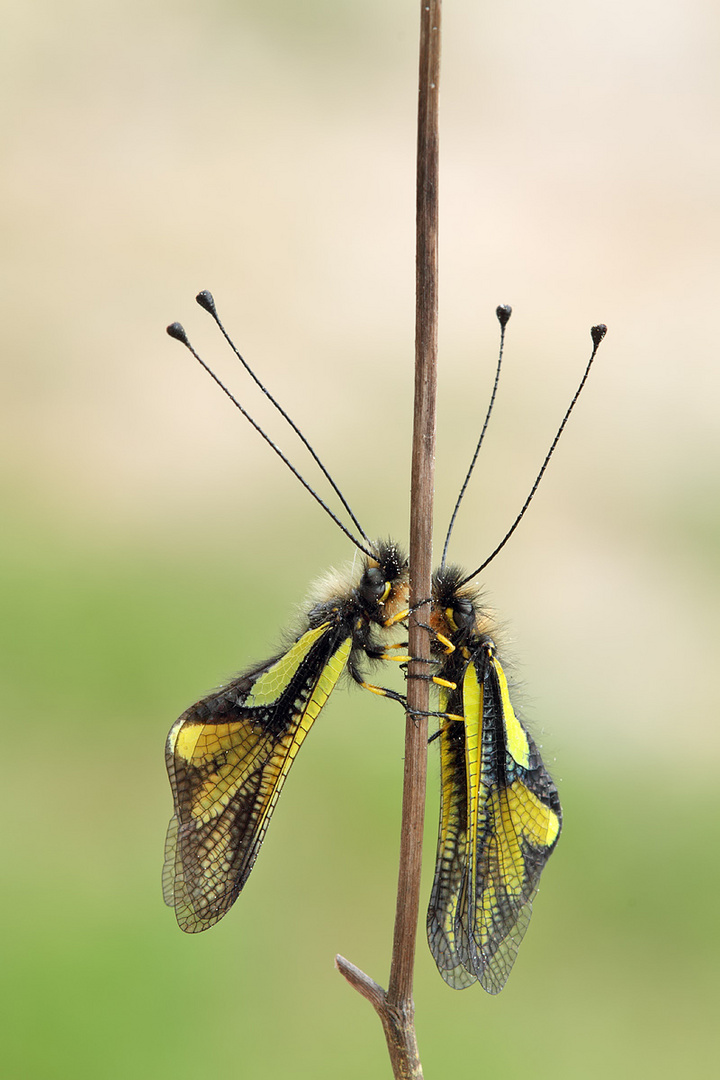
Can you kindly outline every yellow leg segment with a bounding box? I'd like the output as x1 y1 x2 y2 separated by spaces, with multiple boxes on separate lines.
434 632 455 655
383 607 410 628
360 681 405 702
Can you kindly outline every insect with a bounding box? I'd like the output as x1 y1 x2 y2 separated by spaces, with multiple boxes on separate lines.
162 292 409 933
425 311 607 991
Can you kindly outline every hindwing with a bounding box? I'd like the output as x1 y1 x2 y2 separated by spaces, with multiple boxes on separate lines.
426 686 476 989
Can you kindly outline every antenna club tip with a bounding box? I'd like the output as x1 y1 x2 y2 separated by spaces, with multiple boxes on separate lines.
591 323 607 347
496 304 512 327
166 322 189 344
196 290 216 315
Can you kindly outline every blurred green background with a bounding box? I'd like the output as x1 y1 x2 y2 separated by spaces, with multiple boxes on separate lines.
2 0 719 1077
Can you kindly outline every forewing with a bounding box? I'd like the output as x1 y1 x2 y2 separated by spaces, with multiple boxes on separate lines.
464 651 562 993
164 622 352 932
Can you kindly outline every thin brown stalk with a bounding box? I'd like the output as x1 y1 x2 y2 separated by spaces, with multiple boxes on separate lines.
336 3 441 1077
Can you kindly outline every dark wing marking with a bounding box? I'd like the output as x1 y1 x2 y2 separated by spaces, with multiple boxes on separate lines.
163 621 352 932
427 687 477 989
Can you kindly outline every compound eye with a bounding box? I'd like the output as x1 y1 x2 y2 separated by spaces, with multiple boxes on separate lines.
360 565 386 602
452 598 474 629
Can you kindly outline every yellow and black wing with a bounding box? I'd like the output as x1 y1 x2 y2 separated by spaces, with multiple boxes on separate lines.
163 621 353 932
428 646 561 992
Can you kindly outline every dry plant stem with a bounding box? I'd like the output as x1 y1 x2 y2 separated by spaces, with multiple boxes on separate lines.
336 3 441 1078
389 0 441 1014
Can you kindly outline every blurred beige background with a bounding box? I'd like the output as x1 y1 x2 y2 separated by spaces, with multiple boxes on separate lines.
2 1 718 1078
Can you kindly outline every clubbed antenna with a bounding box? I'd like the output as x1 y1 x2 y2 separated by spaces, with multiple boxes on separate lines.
460 322 608 586
440 304 512 569
166 320 376 560
194 291 371 548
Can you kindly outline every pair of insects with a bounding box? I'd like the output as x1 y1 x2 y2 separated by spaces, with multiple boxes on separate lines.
162 293 606 993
